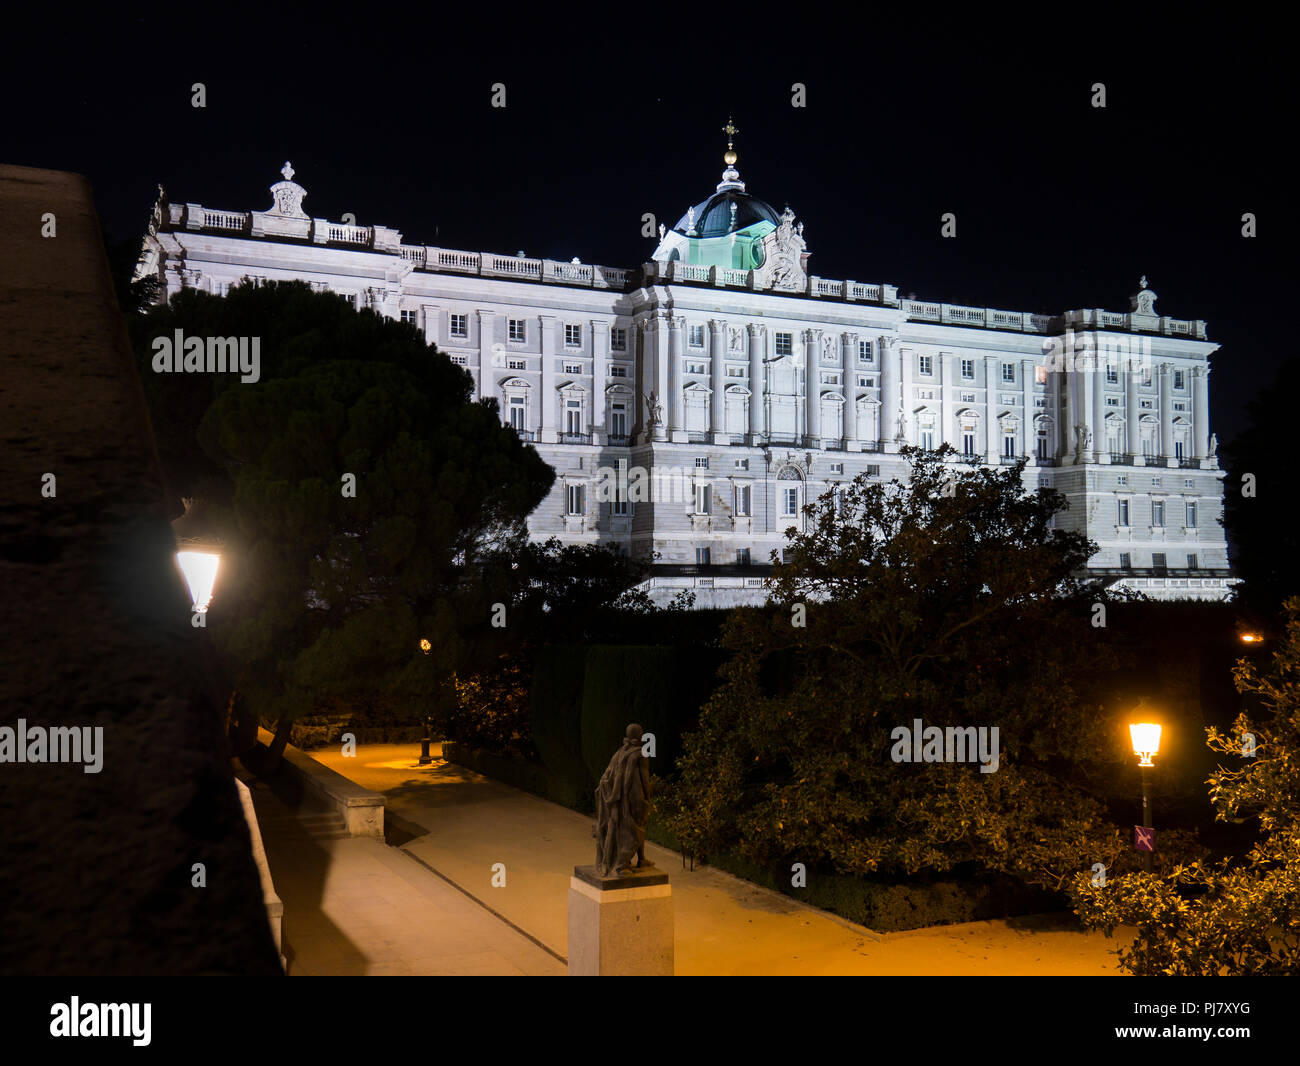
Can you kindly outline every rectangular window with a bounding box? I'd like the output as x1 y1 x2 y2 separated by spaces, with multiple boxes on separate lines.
695 457 709 469
1187 553 1198 569
1119 552 1132 569
1003 433 1015 458
450 355 468 366
610 403 627 437
961 431 975 455
861 376 872 388
696 547 711 565
1175 440 1184 460
858 340 873 364
1152 477 1161 486
1186 501 1197 527
695 483 712 514
961 392 976 403
610 327 627 352
509 397 526 431
689 324 705 347
564 362 583 374
611 490 628 516
961 358 974 380
775 332 793 357
921 428 935 450
1174 369 1185 389
1002 363 1015 383
737 547 751 566
565 399 583 434
1152 552 1167 569
1034 365 1047 384
685 360 707 375
1117 475 1128 485
565 324 581 347
401 309 419 327
450 313 468 337
782 487 800 517
566 484 584 515
1106 364 1118 384
609 365 628 378
1152 501 1165 527
736 484 752 516
1036 433 1048 460
728 366 745 377
918 354 933 375
507 358 527 370
865 464 880 477
829 462 843 474
735 458 749 470
1118 498 1130 526
1106 396 1120 407
509 319 526 342
823 373 841 385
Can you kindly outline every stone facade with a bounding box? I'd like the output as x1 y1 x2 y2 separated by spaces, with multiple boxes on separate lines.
137 160 1232 605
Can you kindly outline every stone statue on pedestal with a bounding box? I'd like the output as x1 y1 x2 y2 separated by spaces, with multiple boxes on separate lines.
594 723 652 878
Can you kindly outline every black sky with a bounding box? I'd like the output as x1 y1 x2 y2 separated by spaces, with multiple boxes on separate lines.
4 12 1292 442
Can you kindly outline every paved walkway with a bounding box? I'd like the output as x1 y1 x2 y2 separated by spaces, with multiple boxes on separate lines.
236 766 562 975
306 743 1136 976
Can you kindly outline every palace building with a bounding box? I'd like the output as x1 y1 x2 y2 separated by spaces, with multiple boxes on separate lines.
136 133 1233 605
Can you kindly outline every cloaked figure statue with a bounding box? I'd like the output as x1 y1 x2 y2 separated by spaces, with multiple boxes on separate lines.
594 723 652 877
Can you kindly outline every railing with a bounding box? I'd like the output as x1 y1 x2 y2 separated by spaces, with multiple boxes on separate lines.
1179 458 1199 468
686 431 710 443
328 224 372 245
558 432 591 444
605 434 630 446
399 245 427 266
1109 452 1132 465
204 209 246 231
1036 456 1060 467
485 254 542 280
435 249 481 272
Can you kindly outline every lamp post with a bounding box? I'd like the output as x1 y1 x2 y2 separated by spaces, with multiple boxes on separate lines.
418 639 433 764
171 498 224 615
1129 719 1162 873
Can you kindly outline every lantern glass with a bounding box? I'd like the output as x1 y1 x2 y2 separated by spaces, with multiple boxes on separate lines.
177 549 220 612
1129 722 1161 758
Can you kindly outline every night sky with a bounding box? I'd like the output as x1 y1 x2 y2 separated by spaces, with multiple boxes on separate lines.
5 14 1292 442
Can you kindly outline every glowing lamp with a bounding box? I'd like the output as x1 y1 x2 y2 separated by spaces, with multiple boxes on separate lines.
1129 722 1162 767
171 498 224 613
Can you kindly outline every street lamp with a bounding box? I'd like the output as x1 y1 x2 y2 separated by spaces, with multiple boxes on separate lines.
1129 718 1162 873
171 498 224 614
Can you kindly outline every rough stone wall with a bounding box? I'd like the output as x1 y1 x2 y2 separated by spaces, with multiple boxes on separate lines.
0 164 282 974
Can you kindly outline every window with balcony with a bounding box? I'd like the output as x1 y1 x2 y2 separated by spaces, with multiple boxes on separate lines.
565 399 583 435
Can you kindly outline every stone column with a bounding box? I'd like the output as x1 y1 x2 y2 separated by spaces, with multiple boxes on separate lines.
668 316 686 442
804 329 821 446
1159 362 1174 465
880 336 899 451
1091 347 1105 463
1127 351 1141 463
900 344 914 447
710 319 728 444
843 333 859 450
540 314 557 444
939 351 953 449
1021 358 1035 461
1193 365 1209 461
471 308 488 402
748 323 765 443
984 355 998 463
592 319 608 444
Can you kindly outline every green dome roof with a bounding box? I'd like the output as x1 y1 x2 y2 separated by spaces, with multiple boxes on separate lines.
674 189 781 238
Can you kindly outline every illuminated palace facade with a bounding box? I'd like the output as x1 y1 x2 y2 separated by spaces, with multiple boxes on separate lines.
137 145 1233 605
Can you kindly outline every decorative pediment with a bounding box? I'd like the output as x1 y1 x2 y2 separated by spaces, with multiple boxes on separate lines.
267 161 308 218
819 390 845 403
500 376 531 391
605 383 634 396
724 384 752 397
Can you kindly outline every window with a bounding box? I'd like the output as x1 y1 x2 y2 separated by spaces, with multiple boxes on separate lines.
736 484 752 516
509 319 526 342
1184 479 1194 488
1119 552 1132 569
1034 365 1047 384
823 373 841 385
1036 429 1048 460
865 464 881 477
611 489 628 517
918 354 933 375
564 362 583 374
829 462 843 474
1035 397 1046 408
1175 440 1184 460
696 547 711 566
728 366 745 377
694 457 709 469
1186 501 1197 527
685 360 707 375
507 358 527 370
1173 369 1185 389
609 365 628 378
611 327 627 352
1117 499 1130 526
916 388 934 399
1173 401 1188 412
450 355 468 366
737 547 751 566
609 403 627 438
1140 399 1154 410
1116 475 1128 486
450 313 468 337
508 396 526 431
1002 363 1015 383
342 294 357 307
782 487 800 517
695 483 712 514
1152 501 1165 527
963 431 977 455
858 340 873 364
565 324 582 347
961 392 976 403
1106 364 1118 384
1187 553 1198 569
961 358 974 380
921 426 935 450
735 458 749 470
1003 432 1016 458
1152 552 1167 569
1151 477 1162 486
565 399 583 434
1142 367 1152 387
401 309 419 327
566 484 585 515
775 332 793 357
1106 396 1120 407
689 324 705 347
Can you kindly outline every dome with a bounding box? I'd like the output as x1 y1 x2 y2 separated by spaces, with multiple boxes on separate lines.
674 189 781 239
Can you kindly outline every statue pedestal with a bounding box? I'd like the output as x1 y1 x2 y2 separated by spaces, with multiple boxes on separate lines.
567 865 673 976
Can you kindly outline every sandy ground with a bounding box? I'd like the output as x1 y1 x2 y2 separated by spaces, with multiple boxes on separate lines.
309 742 1136 975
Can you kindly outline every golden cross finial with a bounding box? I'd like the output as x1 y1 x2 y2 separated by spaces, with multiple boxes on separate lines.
722 117 739 149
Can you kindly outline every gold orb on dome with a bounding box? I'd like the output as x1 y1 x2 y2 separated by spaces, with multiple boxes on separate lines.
724 149 737 165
